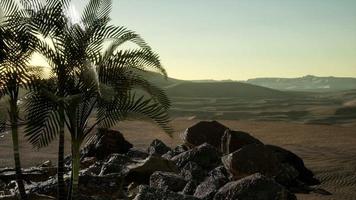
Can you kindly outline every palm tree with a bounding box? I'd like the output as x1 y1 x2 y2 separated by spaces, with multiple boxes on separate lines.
24 0 172 199
0 1 38 199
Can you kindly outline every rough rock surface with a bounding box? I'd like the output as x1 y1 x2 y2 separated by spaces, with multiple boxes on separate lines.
133 185 199 200
181 121 228 149
214 173 297 200
147 139 171 156
222 144 280 180
99 154 132 176
266 144 320 185
180 162 206 182
150 171 187 192
81 128 133 160
194 166 230 199
162 145 189 160
125 155 179 184
221 129 263 154
172 143 220 169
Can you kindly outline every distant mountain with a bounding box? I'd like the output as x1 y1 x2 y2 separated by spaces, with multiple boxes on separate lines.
165 81 293 99
246 75 356 92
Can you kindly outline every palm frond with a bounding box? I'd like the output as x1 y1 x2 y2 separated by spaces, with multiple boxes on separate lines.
97 93 173 136
24 90 61 148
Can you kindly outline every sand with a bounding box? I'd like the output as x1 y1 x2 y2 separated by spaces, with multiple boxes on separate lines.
0 118 355 200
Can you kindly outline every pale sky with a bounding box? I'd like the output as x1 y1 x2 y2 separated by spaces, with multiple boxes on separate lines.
39 0 356 80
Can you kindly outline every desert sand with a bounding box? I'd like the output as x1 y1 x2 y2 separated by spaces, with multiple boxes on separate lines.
1 118 355 200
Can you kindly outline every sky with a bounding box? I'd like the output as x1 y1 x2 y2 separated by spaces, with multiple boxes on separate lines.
55 0 356 80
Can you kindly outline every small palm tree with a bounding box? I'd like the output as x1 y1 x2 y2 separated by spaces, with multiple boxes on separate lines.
0 1 38 199
24 0 172 199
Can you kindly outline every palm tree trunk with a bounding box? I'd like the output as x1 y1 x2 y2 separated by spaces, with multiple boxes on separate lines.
70 142 80 200
10 102 27 200
57 108 66 200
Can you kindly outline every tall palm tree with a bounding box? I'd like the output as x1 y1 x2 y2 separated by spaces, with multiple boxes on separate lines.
0 1 38 199
24 0 172 199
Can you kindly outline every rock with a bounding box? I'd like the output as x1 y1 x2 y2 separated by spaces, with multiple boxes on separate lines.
193 166 230 199
214 173 297 200
99 154 132 176
80 162 103 176
182 180 198 195
172 143 221 169
0 167 56 183
222 144 280 180
147 139 171 156
133 185 199 200
150 171 187 192
80 157 97 169
126 148 149 159
265 145 320 185
37 160 52 168
126 155 179 184
27 177 58 197
180 162 206 182
181 121 228 149
79 174 125 199
162 145 189 160
81 128 133 160
221 129 263 154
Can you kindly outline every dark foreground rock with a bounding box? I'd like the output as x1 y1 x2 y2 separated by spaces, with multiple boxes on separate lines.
147 139 171 156
266 144 320 186
181 121 228 149
214 173 297 200
81 128 133 160
150 171 187 192
172 143 221 169
221 129 263 154
222 144 280 180
194 166 230 199
133 185 199 200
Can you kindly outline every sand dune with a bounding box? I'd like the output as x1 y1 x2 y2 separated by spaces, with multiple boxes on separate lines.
0 119 355 200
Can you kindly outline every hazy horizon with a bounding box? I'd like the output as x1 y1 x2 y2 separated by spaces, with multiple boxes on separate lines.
32 0 356 80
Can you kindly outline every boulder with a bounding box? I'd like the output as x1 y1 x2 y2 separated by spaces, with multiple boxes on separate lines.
0 167 56 183
221 129 263 154
181 121 228 149
133 185 199 200
265 145 320 185
125 155 179 184
193 166 230 199
99 154 132 176
147 139 171 156
126 148 150 159
214 173 297 200
150 171 187 192
80 162 102 176
222 144 280 180
79 174 125 199
81 128 133 160
172 143 221 169
80 157 97 169
182 180 198 195
162 145 189 160
180 162 206 182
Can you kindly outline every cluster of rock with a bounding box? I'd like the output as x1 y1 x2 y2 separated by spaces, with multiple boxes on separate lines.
0 121 322 200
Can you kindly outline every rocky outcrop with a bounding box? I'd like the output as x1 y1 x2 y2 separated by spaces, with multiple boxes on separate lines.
149 171 187 192
181 121 228 149
172 143 221 169
147 139 171 156
265 144 320 186
214 173 297 200
222 144 280 180
180 162 206 182
133 185 199 200
81 128 133 160
221 129 263 154
125 155 179 183
194 166 230 199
